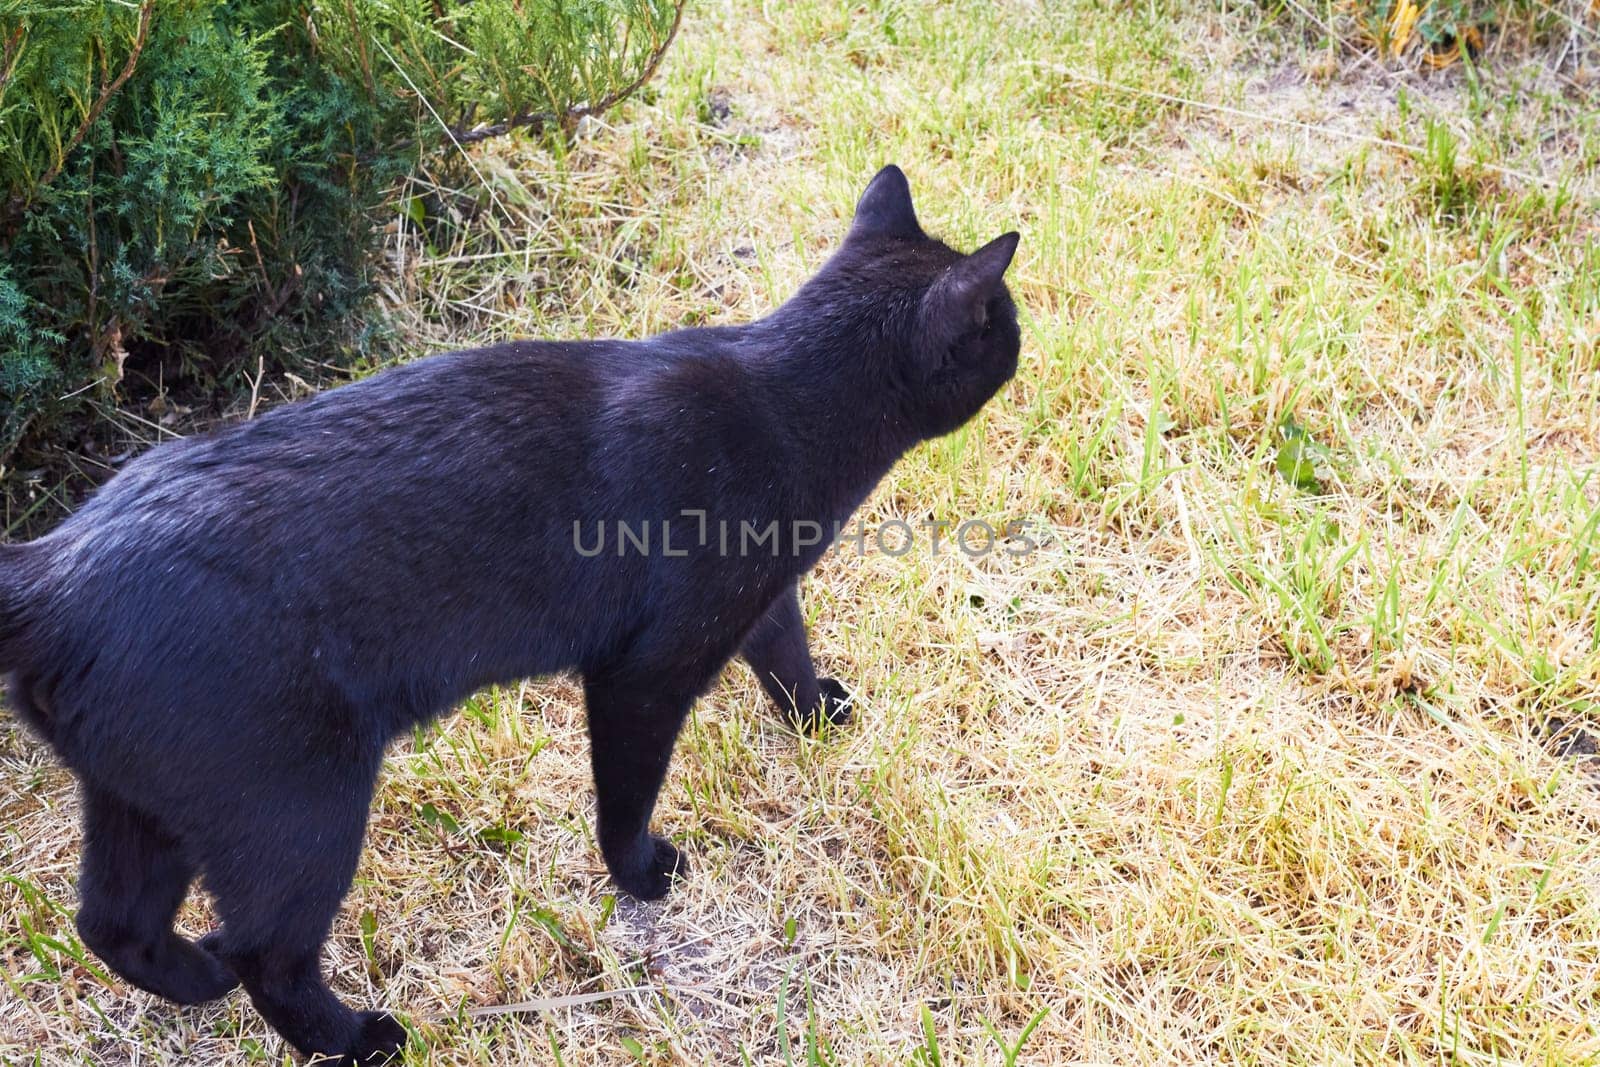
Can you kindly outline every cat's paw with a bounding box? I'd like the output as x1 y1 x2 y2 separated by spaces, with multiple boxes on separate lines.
798 677 854 733
336 1011 408 1066
608 834 688 901
196 927 228 958
780 678 854 734
164 935 240 1005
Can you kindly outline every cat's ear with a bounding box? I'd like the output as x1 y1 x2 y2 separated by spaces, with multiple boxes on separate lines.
850 165 922 239
919 231 1020 349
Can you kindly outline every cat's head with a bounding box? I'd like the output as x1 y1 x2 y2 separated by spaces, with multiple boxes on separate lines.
824 165 1021 441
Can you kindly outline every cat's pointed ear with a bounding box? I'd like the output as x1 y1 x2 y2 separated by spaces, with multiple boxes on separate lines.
850 165 922 239
919 231 1020 345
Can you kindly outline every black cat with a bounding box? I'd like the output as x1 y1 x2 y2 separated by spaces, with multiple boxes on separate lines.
0 165 1020 1064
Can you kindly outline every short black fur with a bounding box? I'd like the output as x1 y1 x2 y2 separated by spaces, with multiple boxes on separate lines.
0 166 1020 1064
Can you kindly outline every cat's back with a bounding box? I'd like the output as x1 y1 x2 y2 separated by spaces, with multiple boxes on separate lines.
13 344 613 635
45 340 634 555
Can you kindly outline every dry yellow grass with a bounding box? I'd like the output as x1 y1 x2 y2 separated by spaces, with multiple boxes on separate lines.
5 0 1600 1064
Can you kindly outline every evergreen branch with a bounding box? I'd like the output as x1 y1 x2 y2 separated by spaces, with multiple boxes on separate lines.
0 23 25 102
429 0 685 148
38 1 153 192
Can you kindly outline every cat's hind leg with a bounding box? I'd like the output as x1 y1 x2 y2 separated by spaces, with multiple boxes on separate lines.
740 584 852 732
200 761 405 1066
75 786 238 1005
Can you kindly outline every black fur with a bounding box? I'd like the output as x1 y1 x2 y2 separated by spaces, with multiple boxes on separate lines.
0 166 1019 1064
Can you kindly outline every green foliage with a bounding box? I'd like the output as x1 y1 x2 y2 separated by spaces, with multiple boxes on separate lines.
1274 414 1333 493
0 0 681 474
315 0 677 132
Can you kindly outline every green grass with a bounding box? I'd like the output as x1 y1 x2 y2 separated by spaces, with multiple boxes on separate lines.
4 0 1600 1063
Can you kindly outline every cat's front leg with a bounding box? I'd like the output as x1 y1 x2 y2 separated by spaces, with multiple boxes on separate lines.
581 671 697 899
741 585 853 733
